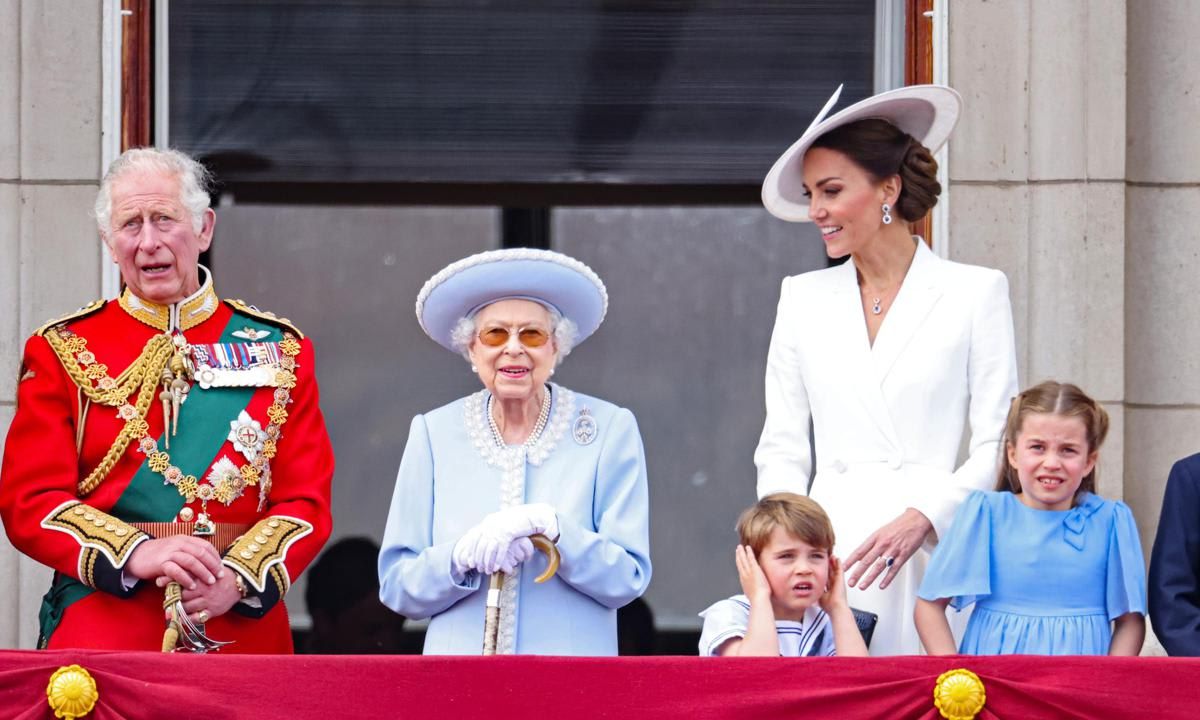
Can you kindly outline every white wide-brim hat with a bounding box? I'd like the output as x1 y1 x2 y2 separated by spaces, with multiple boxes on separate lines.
762 83 963 222
416 248 609 352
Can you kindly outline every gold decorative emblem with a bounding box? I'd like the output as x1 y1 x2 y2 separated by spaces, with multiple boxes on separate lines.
278 337 301 356
46 664 99 719
934 668 986 720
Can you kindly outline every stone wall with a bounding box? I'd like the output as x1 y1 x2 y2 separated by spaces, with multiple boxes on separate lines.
0 0 105 649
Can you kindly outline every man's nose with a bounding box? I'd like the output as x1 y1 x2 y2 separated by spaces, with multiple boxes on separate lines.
136 219 161 251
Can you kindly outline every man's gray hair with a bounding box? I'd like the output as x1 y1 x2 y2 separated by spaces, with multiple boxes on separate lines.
93 148 213 236
450 307 579 367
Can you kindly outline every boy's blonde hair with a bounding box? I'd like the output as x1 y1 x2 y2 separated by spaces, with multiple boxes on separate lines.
736 493 836 556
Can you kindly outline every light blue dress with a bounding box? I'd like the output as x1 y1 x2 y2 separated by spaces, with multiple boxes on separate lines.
378 384 652 655
917 490 1146 655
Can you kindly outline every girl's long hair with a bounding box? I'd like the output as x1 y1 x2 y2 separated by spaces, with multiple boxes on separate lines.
995 380 1109 502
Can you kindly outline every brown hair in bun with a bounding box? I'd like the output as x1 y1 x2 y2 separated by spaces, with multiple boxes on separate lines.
808 118 941 222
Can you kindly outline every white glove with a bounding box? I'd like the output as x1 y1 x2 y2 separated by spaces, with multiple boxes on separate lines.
474 503 559 576
496 536 535 575
451 526 485 579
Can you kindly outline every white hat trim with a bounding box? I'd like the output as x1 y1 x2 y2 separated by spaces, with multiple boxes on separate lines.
762 84 962 223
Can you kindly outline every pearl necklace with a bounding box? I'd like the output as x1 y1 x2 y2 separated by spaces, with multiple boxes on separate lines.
487 387 551 448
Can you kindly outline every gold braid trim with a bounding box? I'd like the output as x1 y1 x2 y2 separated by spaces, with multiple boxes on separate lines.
34 300 105 337
42 501 149 569
225 299 305 339
44 329 175 495
223 516 312 593
270 564 289 596
80 548 99 588
44 329 172 406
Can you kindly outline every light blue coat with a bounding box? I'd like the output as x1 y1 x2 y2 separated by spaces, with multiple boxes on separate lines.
378 385 652 655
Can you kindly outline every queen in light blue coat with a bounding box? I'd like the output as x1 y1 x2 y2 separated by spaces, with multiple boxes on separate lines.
378 249 652 655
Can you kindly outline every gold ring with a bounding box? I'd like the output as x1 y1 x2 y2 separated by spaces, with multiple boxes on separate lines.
197 610 210 624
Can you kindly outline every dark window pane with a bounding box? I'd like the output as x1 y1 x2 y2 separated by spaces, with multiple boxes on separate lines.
169 0 874 189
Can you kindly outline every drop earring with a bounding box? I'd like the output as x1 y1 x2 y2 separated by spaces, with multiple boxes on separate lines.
881 203 893 225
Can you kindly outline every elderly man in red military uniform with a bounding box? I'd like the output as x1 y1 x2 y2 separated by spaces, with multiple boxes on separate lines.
0 148 334 652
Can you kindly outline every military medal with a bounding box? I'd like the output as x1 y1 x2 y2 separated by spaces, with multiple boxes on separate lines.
232 326 272 340
192 341 284 389
193 512 215 536
228 411 267 462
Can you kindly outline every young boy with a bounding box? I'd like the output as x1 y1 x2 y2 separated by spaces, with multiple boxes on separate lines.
699 493 869 656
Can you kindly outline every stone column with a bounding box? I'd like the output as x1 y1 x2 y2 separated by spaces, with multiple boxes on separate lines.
1125 2 1200 559
0 0 105 649
947 0 1127 499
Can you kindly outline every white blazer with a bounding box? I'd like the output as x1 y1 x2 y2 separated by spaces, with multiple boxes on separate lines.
754 238 1018 654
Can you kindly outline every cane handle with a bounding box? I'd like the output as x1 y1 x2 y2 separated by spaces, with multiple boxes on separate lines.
529 533 560 583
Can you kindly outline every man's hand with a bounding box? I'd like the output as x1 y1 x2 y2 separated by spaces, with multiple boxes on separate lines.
165 571 242 625
126 536 225 590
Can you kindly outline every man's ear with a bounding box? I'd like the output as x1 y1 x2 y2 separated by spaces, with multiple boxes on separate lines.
196 208 216 252
101 232 116 262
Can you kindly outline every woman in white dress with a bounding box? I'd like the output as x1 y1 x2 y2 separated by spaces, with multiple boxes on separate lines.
754 85 1019 655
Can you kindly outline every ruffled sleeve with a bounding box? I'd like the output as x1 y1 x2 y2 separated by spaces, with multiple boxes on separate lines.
917 490 993 611
1105 500 1148 620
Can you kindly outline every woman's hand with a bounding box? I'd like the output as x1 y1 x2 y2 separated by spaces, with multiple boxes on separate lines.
844 508 933 590
735 545 772 603
452 505 557 577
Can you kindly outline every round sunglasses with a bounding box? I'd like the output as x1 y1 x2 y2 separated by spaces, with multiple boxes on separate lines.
477 326 552 348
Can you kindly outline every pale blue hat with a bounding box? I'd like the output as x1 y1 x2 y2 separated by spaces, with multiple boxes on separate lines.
416 248 609 352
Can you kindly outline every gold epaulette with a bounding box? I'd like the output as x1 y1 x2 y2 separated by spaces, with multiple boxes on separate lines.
34 300 106 337
224 299 305 339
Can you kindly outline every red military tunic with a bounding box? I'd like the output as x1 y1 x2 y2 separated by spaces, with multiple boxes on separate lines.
0 272 334 652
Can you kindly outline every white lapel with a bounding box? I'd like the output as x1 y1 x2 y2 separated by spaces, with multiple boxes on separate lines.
871 238 945 385
828 259 898 446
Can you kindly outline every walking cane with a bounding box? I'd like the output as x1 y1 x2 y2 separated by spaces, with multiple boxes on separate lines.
482 533 560 655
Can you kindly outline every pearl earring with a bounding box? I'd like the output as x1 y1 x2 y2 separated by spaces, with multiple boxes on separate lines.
471 364 477 372
881 203 893 225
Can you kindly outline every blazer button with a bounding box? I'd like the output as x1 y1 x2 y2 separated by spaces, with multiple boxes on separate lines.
888 455 903 470
832 460 847 473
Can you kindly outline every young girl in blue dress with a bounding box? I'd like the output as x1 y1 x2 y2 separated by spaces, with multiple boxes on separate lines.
914 381 1146 655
